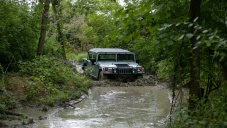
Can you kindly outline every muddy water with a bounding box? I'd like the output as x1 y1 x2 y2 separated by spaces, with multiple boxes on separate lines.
33 86 170 128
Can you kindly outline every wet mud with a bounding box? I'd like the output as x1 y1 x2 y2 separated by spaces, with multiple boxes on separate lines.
93 75 157 87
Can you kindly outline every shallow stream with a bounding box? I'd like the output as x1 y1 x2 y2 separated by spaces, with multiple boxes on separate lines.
32 86 171 128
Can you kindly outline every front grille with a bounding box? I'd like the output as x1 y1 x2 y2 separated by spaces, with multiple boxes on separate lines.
118 68 132 74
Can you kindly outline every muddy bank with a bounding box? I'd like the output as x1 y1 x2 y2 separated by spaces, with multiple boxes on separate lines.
0 94 88 128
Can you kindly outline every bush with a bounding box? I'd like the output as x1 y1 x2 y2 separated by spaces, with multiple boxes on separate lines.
75 52 87 63
18 56 91 105
0 94 17 110
0 65 17 111
170 86 227 128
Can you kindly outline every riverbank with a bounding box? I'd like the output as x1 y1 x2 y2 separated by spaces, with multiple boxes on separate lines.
4 82 171 128
0 94 88 128
0 73 171 127
0 57 92 127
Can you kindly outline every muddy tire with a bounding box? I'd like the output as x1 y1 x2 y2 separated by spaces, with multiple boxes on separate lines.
137 74 143 79
98 71 106 81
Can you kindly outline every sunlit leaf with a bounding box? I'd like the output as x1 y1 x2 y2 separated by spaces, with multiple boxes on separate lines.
176 23 180 26
209 36 214 40
178 35 184 40
202 30 208 33
186 33 193 38
196 41 201 46
188 23 193 27
194 25 199 29
196 35 201 40
193 46 198 50
193 17 199 22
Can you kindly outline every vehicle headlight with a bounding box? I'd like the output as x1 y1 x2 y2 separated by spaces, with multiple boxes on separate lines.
137 67 144 72
133 68 136 73
112 68 117 73
139 67 143 71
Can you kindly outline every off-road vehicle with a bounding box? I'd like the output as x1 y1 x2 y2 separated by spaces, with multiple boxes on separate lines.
82 48 145 81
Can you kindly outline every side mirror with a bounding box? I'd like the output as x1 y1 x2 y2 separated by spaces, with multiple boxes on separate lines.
90 58 96 65
136 59 139 63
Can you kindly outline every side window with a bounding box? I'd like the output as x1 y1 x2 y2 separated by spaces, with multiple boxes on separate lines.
98 54 115 61
88 53 92 59
88 52 97 61
93 54 97 60
117 54 134 62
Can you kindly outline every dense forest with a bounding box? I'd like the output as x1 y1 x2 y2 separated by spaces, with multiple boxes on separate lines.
0 0 226 127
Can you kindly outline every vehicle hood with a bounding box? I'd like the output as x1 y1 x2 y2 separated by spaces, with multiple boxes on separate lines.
97 62 140 68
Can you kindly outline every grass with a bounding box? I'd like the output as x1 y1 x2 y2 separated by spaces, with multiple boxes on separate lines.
66 52 87 63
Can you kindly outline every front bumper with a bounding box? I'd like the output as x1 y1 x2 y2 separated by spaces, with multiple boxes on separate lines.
102 67 145 75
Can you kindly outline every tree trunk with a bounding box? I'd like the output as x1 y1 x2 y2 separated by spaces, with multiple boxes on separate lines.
189 0 202 110
37 0 50 56
52 0 66 60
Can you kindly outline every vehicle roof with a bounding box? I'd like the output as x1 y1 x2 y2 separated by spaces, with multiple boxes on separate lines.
88 48 132 53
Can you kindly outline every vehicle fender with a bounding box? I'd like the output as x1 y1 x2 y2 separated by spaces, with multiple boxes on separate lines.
98 65 103 71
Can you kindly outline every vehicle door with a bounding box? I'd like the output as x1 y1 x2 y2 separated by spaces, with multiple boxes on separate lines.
86 52 96 77
93 53 103 78
89 53 99 78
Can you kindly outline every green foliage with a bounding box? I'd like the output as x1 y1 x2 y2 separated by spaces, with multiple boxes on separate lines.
0 65 17 111
156 60 173 79
72 0 122 48
171 86 227 128
76 52 87 63
66 53 78 60
44 34 62 55
0 64 3 85
0 0 39 70
0 93 17 110
19 56 91 105
84 67 92 77
66 52 87 63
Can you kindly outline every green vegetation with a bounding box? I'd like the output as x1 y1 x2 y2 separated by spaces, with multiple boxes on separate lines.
75 52 87 63
0 0 39 71
0 56 91 111
172 85 227 127
19 56 91 105
0 0 226 127
67 52 87 63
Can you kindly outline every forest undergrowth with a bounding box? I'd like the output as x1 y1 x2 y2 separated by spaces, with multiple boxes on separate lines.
0 55 91 120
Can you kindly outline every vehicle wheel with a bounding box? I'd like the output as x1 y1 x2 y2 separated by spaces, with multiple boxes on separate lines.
135 75 142 80
98 71 106 81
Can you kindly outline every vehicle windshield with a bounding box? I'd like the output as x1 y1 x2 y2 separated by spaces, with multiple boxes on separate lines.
117 54 134 62
98 54 115 61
